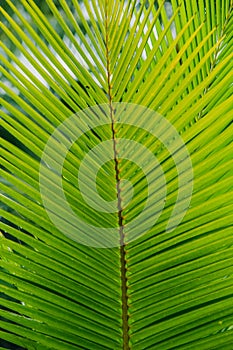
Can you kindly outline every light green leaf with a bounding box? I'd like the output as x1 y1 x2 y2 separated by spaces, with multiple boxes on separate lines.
1 0 233 349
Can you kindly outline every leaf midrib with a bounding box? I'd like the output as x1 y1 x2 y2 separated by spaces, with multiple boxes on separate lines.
104 1 130 348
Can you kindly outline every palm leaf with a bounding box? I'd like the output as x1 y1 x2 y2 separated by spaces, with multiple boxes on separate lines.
1 0 233 349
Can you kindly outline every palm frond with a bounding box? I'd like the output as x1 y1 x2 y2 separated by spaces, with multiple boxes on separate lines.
1 0 233 349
